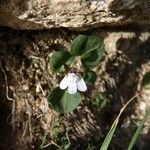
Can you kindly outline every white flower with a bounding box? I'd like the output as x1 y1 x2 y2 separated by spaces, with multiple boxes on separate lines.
59 73 87 94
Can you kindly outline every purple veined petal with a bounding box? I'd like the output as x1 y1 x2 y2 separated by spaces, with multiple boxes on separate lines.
59 75 69 90
77 78 87 92
67 81 77 94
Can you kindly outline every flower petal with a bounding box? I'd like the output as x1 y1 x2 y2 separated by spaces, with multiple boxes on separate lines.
68 82 77 94
77 78 87 92
59 76 69 90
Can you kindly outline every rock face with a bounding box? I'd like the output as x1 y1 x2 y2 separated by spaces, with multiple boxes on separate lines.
0 0 149 30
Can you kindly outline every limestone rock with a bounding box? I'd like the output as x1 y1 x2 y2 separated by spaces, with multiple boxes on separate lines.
0 0 150 30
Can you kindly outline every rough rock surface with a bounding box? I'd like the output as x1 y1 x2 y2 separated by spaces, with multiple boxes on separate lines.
0 0 150 30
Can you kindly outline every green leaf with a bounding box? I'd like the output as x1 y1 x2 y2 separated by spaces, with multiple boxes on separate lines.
50 51 72 72
128 107 150 150
48 87 82 113
83 70 97 85
84 35 103 54
142 72 150 89
100 119 118 150
100 92 138 150
70 35 88 56
66 56 75 66
93 92 108 109
70 35 105 68
81 44 105 68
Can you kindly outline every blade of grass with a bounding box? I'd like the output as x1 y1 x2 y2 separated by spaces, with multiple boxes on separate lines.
100 93 139 150
100 119 119 150
128 107 150 150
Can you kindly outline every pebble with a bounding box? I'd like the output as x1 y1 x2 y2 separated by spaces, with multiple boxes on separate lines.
22 85 29 91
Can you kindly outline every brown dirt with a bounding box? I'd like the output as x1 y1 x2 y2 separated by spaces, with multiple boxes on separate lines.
0 26 149 150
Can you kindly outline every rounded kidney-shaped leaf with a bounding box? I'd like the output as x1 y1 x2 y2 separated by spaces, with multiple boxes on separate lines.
70 35 104 57
142 72 150 90
48 87 82 113
84 35 103 54
81 44 105 68
70 35 88 56
50 51 72 72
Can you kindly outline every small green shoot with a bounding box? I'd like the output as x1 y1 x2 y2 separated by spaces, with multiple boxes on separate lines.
92 92 108 110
